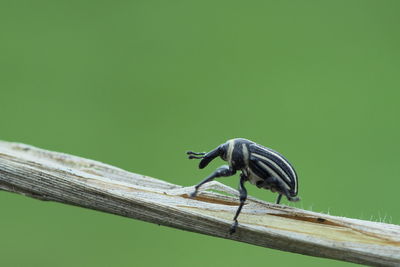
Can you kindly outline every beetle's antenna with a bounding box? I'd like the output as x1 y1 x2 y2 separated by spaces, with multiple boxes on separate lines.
186 151 206 160
187 151 206 155
188 155 204 159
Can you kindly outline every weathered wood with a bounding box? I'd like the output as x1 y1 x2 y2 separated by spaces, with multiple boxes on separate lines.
0 141 399 266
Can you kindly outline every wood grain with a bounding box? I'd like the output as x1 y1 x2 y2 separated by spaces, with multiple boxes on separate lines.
0 141 399 266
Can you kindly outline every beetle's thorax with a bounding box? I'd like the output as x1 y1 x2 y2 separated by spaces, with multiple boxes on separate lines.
225 138 252 170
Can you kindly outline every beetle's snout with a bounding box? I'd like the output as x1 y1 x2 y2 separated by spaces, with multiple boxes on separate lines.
199 158 208 169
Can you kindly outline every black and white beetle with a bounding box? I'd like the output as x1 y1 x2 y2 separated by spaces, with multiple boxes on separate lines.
187 138 299 234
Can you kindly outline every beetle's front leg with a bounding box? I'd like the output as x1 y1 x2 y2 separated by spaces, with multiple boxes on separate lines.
190 165 236 198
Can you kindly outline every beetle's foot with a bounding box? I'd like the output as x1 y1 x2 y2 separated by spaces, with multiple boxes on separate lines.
229 220 238 235
288 196 300 202
189 189 198 198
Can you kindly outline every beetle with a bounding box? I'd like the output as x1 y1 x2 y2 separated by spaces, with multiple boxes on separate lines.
187 138 299 234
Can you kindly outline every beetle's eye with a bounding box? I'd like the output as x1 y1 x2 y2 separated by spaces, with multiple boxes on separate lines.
221 152 226 160
219 143 228 161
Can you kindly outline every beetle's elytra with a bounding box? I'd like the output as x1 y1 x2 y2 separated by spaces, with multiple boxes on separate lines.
187 138 299 234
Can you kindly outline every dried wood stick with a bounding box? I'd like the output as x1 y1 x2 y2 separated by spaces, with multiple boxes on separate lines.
0 141 399 266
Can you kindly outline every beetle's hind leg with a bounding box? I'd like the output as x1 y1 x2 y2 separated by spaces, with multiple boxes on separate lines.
267 177 300 203
187 151 206 159
257 177 299 204
190 165 236 198
276 194 283 204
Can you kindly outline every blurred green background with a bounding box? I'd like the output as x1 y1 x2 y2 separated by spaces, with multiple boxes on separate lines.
1 1 399 266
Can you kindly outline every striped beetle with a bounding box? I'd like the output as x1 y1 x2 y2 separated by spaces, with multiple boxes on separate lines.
187 138 299 234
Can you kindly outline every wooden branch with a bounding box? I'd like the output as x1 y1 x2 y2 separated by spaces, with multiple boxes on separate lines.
0 141 399 266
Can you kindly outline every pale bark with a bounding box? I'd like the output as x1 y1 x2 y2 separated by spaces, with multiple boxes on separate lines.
0 141 399 266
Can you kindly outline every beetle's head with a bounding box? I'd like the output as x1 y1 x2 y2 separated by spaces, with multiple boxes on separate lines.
197 143 227 169
188 142 229 169
219 142 229 161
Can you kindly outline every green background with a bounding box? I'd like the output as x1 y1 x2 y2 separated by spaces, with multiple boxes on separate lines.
1 1 399 266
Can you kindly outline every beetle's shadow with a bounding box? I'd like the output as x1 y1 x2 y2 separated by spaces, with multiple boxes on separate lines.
167 181 238 197
166 181 260 205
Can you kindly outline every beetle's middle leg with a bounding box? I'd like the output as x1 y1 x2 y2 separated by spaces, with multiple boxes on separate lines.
190 165 236 198
229 173 247 234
